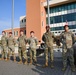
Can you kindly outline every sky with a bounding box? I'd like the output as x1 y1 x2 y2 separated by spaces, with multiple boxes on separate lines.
0 0 26 34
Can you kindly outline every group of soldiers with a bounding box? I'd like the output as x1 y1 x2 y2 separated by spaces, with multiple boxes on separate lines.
0 24 76 72
0 30 38 65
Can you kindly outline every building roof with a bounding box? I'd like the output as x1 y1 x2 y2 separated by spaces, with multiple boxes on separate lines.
44 0 76 7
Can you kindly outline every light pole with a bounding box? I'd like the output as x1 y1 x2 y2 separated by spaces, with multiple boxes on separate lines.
47 0 50 26
12 0 14 37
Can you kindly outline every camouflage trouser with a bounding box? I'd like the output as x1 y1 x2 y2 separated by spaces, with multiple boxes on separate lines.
29 48 37 62
18 47 27 61
8 45 15 59
44 46 54 63
1 46 8 59
62 47 75 67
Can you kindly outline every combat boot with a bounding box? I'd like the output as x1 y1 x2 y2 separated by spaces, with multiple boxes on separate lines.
50 62 54 69
5 58 8 61
29 59 32 65
71 66 76 72
62 66 67 71
24 60 28 65
13 59 16 62
1 58 4 60
7 57 10 61
43 62 48 68
18 60 22 64
33 59 37 65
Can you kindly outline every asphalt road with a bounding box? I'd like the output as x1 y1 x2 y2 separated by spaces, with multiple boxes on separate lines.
0 57 76 75
0 44 76 75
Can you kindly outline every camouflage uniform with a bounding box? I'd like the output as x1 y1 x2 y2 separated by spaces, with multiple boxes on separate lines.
42 31 55 67
7 36 16 60
28 37 38 64
60 31 75 71
1 35 8 60
17 35 27 64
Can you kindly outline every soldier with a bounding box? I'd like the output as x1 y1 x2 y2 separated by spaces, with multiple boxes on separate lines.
17 30 27 64
0 31 8 61
42 25 55 68
28 31 38 65
7 32 16 62
60 25 75 72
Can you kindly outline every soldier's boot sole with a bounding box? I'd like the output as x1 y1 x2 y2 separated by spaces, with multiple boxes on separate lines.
18 61 22 64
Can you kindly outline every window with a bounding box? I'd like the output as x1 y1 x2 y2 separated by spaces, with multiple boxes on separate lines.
24 19 26 22
71 4 75 9
46 3 76 14
49 12 76 24
24 30 26 35
50 17 55 24
68 4 71 10
22 20 23 23
15 31 18 36
73 30 75 32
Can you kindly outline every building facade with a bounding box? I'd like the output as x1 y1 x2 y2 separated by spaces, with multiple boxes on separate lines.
4 27 25 39
26 0 76 41
20 16 26 28
44 0 76 35
4 16 26 39
26 0 46 42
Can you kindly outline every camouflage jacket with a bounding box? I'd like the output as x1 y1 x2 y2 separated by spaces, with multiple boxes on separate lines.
28 37 38 49
1 35 7 46
60 31 75 48
42 31 55 47
7 36 16 46
17 35 27 47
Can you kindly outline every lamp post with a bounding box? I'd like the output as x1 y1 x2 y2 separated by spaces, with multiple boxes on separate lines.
12 0 14 37
47 0 50 26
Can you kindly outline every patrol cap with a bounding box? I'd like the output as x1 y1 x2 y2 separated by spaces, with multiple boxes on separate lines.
46 25 50 29
64 25 69 29
30 31 34 34
2 31 6 34
9 32 12 34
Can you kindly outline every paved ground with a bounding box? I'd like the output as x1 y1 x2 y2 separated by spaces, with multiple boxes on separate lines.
0 57 76 75
0 45 76 75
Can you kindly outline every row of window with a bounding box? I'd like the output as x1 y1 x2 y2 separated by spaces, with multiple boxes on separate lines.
52 30 76 36
46 12 76 24
51 25 76 31
21 19 26 23
6 30 26 36
46 2 76 14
